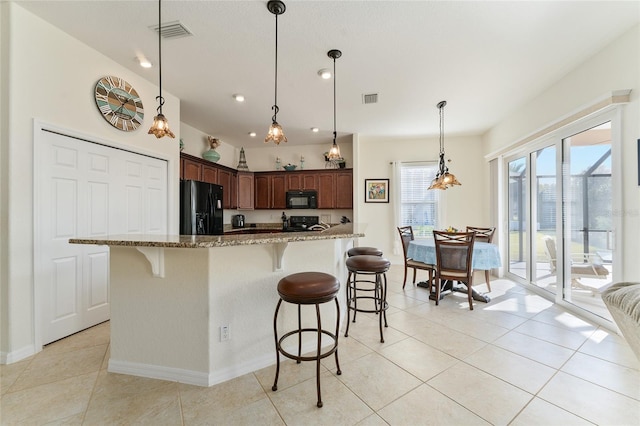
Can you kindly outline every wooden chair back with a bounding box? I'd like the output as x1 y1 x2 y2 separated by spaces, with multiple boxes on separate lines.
397 226 414 259
466 226 495 243
433 231 475 282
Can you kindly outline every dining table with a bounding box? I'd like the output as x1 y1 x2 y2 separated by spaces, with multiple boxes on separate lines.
407 239 501 303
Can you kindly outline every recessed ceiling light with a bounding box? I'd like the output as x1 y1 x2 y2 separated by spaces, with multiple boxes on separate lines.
311 127 319 132
248 132 257 137
233 94 245 102
317 69 331 79
136 56 152 68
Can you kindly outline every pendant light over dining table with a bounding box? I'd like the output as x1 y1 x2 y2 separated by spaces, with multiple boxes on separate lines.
265 0 287 145
148 0 175 138
327 49 342 160
428 100 461 190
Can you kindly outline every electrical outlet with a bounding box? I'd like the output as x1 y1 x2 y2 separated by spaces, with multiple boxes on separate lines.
220 325 230 342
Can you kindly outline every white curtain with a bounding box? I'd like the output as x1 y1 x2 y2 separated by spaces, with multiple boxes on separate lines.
391 161 402 255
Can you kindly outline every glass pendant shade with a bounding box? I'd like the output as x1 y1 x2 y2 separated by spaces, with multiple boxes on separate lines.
328 141 341 160
265 121 287 145
148 113 175 139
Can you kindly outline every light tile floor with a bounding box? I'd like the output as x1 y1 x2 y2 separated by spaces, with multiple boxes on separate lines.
2 265 639 425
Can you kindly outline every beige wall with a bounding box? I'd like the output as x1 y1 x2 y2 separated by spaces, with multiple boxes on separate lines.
180 121 238 170
483 24 640 281
353 134 488 265
1 3 180 361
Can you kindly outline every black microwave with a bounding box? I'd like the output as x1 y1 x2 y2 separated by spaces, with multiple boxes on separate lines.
286 190 317 209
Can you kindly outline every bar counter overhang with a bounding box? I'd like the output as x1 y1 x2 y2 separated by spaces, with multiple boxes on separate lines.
70 223 364 386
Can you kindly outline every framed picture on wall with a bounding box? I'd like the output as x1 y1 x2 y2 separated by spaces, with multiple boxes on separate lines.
365 179 389 203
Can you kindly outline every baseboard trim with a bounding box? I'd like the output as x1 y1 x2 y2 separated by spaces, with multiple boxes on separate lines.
108 340 325 387
108 359 210 387
0 344 36 364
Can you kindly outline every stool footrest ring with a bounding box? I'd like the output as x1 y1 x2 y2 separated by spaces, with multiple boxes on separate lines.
277 329 339 362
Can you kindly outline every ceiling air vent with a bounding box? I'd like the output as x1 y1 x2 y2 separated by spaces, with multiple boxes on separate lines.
362 93 378 104
150 21 193 39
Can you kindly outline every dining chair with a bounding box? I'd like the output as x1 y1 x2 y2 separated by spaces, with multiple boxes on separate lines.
433 231 476 310
466 226 496 291
397 226 435 290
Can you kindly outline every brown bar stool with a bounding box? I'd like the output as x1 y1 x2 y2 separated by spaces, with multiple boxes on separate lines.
272 272 341 408
344 255 391 343
347 246 383 257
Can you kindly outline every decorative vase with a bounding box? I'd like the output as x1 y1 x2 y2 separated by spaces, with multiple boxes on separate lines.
203 149 220 163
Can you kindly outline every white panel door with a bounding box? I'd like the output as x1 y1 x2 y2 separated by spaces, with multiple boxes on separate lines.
36 129 167 344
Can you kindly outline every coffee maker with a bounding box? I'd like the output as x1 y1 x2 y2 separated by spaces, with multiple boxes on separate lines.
232 214 245 228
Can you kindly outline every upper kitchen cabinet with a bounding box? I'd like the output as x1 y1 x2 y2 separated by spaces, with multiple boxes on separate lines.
316 169 353 209
335 170 353 209
255 172 286 209
181 156 202 181
237 172 254 210
217 168 237 209
285 171 319 191
180 153 237 209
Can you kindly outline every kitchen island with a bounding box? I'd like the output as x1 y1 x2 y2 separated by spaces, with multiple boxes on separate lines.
69 224 363 386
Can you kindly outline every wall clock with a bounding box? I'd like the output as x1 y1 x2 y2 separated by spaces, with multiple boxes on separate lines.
94 76 144 132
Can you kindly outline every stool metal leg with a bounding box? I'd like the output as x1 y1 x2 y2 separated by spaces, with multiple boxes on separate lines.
333 297 342 375
272 299 283 392
297 303 302 363
344 271 353 337
315 303 323 408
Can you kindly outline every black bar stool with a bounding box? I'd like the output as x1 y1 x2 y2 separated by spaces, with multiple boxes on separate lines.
344 255 391 343
347 246 383 257
272 272 341 408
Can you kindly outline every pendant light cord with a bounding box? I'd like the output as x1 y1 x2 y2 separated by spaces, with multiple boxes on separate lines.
332 55 337 142
156 0 164 115
271 12 279 122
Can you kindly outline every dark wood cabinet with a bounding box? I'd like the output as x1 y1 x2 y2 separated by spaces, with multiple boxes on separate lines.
181 157 202 181
179 153 352 211
217 168 237 209
285 172 318 191
237 172 254 210
255 172 286 209
180 153 240 209
202 164 218 184
317 172 336 209
335 170 353 209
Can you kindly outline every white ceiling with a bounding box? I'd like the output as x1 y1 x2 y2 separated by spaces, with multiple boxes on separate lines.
16 0 640 148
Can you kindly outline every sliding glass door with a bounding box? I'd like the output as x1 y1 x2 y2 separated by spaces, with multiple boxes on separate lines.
561 124 613 318
504 114 617 322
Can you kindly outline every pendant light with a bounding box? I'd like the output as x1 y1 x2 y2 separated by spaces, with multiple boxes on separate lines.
327 49 342 160
265 1 287 145
428 100 461 190
148 0 175 139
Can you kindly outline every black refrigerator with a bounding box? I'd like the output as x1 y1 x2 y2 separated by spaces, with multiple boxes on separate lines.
180 180 224 235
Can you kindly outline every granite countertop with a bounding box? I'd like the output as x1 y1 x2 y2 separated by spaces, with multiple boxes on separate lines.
69 223 364 248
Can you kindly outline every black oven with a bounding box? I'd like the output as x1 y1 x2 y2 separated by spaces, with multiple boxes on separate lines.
286 190 317 209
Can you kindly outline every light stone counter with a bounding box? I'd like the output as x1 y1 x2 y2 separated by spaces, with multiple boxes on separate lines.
69 223 364 248
69 223 364 387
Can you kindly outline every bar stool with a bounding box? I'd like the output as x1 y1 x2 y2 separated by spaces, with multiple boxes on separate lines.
344 255 391 343
272 272 341 408
347 246 383 257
